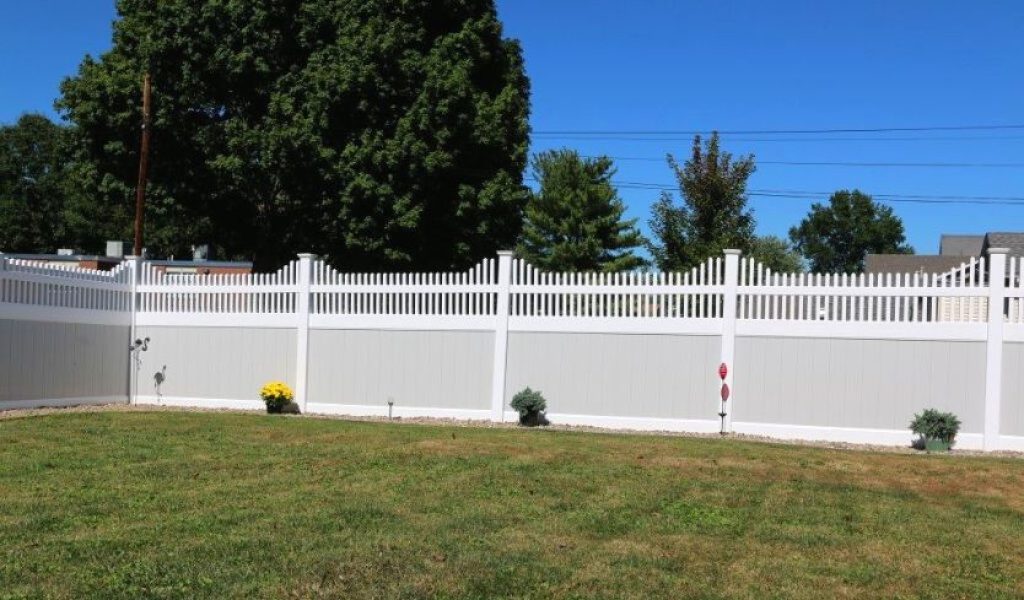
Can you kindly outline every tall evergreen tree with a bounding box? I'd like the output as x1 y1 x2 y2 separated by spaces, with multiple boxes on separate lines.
647 133 756 271
789 189 913 273
518 149 645 272
58 0 530 271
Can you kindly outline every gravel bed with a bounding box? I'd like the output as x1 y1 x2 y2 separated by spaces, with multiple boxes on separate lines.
2 403 1021 459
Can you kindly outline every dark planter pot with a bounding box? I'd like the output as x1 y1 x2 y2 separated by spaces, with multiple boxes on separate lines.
519 411 548 427
266 403 284 414
924 437 952 452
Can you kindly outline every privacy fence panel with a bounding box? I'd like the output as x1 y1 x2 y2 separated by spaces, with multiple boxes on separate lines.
0 258 131 408
1001 256 1024 439
2 249 1022 451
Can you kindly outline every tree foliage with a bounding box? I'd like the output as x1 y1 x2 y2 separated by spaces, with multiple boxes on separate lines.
58 0 530 270
0 114 81 253
749 235 804 272
517 150 645 272
647 133 756 271
789 189 913 273
647 192 689 272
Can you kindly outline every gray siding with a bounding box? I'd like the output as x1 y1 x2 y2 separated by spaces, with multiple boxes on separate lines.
137 326 295 400
734 336 986 433
505 332 720 419
307 329 493 410
1002 343 1024 437
0 319 129 404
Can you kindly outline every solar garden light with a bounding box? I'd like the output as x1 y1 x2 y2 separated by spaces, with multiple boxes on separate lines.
718 362 729 435
388 398 394 420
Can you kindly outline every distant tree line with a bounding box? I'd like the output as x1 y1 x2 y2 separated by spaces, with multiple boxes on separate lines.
0 0 911 274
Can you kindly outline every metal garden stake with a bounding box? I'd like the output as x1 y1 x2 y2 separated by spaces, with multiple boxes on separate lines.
718 362 729 435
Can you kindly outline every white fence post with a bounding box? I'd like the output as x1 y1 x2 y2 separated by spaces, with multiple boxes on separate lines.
124 255 141 405
984 248 1008 450
490 250 514 422
295 253 316 412
721 249 741 432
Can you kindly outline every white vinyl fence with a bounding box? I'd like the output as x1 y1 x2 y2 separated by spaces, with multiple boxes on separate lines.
2 249 1024 451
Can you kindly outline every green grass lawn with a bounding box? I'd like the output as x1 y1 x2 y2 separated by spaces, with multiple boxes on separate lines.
1 410 1023 599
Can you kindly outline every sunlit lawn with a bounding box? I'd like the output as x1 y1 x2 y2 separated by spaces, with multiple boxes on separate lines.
1 410 1022 599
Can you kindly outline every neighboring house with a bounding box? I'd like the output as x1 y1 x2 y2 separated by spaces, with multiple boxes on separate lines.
1 252 124 271
939 234 984 257
147 260 253 277
2 241 252 275
866 232 1024 322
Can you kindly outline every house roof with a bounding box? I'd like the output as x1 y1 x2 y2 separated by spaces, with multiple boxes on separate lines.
939 234 984 256
864 254 974 275
147 260 253 268
983 233 1024 258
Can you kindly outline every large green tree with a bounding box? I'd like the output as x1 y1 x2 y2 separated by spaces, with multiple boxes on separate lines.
0 114 82 253
518 150 645 272
58 0 530 271
749 235 804 272
789 189 913 273
646 133 757 271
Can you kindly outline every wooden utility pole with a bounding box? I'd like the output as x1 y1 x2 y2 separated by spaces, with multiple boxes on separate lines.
133 73 152 257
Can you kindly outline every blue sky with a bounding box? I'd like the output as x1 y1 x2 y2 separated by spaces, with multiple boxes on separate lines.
2 1 1022 253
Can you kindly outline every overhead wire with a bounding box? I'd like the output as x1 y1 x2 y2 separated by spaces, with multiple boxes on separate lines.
532 135 1024 143
534 124 1024 135
578 155 1024 168
523 177 1024 206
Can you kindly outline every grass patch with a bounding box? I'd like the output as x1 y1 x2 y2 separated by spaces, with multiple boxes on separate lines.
1 411 1022 598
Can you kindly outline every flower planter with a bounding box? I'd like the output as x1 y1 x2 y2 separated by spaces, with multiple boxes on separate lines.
260 381 294 415
519 410 548 427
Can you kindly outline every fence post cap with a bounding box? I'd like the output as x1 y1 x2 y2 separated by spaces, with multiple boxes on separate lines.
496 250 515 257
723 249 742 256
987 247 1010 255
297 253 318 260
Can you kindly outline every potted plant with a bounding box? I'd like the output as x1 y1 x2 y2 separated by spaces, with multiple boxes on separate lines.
910 409 961 452
511 387 548 427
260 381 294 414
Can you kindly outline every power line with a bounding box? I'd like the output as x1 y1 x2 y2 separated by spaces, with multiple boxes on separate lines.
534 124 1024 135
747 193 1024 206
523 177 1024 206
533 135 1024 143
581 155 1024 169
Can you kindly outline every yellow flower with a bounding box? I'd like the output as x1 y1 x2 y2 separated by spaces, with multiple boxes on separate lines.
260 381 294 402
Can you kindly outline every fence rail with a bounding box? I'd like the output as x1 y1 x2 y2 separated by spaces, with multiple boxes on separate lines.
311 258 499 317
509 257 725 319
0 258 130 312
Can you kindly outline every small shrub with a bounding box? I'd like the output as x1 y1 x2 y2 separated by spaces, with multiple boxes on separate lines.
511 387 548 427
910 409 961 447
260 381 294 414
